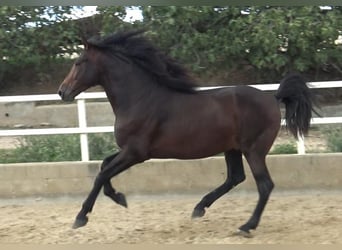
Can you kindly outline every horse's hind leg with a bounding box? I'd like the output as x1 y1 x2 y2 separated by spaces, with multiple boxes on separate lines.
237 151 274 235
192 149 245 218
235 122 278 236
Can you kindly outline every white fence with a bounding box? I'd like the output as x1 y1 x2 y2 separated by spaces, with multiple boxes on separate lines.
0 81 341 161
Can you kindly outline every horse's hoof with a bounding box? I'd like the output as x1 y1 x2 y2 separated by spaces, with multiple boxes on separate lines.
232 229 253 238
191 208 205 219
72 216 88 229
115 192 128 208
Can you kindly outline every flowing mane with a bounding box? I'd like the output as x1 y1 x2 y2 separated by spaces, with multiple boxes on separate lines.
86 30 198 93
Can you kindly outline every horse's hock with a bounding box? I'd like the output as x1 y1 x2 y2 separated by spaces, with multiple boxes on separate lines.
0 154 341 198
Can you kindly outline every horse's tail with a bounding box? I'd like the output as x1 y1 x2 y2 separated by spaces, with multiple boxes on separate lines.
275 73 316 139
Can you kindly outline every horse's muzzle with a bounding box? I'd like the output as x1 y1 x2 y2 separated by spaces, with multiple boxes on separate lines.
58 85 75 102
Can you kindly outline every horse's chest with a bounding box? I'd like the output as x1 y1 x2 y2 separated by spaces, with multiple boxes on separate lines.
114 117 156 148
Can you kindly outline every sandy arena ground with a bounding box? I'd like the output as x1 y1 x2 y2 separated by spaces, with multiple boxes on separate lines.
0 190 341 244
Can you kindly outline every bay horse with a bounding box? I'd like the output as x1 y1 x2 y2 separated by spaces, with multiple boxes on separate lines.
58 30 315 236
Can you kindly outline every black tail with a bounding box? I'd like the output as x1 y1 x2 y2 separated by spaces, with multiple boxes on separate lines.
275 73 316 139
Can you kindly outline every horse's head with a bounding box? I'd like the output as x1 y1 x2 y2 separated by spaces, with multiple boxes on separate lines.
58 39 101 102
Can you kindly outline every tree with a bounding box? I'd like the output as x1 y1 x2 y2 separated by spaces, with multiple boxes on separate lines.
0 6 124 89
0 6 80 70
1 6 341 93
138 6 342 82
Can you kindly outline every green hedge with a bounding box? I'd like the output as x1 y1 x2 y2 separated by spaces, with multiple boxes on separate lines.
270 143 297 155
326 129 342 153
0 133 118 163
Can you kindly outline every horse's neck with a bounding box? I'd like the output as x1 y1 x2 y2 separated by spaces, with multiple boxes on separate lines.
102 73 168 117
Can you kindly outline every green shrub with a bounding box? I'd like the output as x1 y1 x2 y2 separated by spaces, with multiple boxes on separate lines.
321 124 342 153
0 149 19 163
0 133 118 163
327 131 342 152
88 133 118 160
270 143 297 154
8 135 81 163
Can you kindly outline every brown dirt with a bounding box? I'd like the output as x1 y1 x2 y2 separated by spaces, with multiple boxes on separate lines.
0 191 341 244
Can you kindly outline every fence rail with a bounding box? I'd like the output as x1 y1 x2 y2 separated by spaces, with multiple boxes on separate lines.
0 81 341 161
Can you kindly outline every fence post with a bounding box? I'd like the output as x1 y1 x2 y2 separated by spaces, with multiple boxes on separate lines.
77 99 89 161
297 132 305 154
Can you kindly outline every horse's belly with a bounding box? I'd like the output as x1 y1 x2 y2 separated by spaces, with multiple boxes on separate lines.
149 126 237 159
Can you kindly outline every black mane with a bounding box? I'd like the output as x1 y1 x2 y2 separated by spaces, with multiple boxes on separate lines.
87 30 198 93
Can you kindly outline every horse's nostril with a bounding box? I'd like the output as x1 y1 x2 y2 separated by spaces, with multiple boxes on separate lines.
58 90 63 97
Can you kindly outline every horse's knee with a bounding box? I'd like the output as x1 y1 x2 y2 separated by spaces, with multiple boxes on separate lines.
237 173 246 183
100 153 119 171
100 159 112 171
233 173 246 187
95 172 109 187
103 182 115 197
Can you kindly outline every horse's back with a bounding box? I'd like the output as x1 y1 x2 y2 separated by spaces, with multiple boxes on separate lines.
209 85 280 122
199 85 280 137
235 85 280 117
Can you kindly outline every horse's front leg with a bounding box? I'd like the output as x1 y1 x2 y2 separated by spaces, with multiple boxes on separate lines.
100 153 128 208
72 149 144 229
